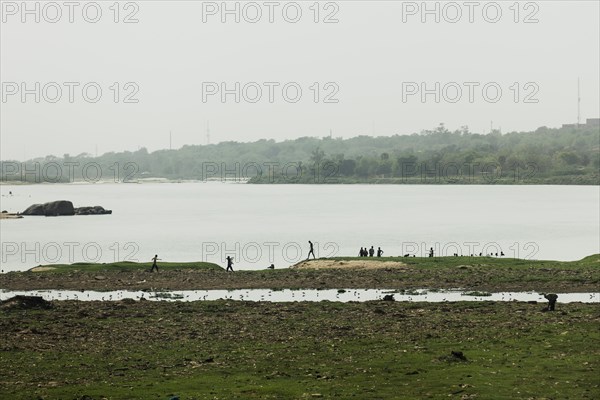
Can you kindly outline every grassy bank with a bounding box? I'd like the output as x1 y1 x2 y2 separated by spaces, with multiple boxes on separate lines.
0 299 598 399
28 261 223 273
1 255 598 293
325 254 599 269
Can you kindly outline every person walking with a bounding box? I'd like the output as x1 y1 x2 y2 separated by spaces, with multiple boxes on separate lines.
307 241 316 260
226 256 234 272
150 254 161 272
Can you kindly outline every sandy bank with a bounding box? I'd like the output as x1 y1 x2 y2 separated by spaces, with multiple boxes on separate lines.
292 259 409 270
0 213 23 219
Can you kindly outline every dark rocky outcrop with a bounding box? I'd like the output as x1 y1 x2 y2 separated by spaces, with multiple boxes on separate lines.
74 206 112 215
22 201 111 216
439 351 468 363
23 200 74 216
0 295 53 310
21 203 45 215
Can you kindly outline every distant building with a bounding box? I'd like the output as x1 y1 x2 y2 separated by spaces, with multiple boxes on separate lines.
562 118 600 129
586 118 599 126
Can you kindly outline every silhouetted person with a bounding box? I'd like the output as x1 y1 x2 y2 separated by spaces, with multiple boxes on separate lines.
226 256 234 272
307 241 316 260
544 293 558 311
403 253 410 257
150 254 160 272
359 247 364 257
500 251 505 256
369 246 375 257
267 264 275 269
377 247 383 257
429 247 434 258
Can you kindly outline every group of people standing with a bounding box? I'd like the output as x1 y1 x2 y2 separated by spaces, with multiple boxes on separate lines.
358 246 384 257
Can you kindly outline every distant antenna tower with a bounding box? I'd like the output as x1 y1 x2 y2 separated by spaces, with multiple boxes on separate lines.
329 129 332 138
95 144 98 157
577 77 581 127
169 131 172 150
490 120 493 133
206 121 210 145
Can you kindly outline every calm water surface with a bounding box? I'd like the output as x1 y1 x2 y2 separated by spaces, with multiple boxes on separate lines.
0 183 598 271
1 288 598 304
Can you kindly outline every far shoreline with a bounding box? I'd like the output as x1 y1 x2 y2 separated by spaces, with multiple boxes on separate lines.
2 179 599 186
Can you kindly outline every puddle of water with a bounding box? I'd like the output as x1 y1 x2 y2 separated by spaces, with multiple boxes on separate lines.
1 289 598 303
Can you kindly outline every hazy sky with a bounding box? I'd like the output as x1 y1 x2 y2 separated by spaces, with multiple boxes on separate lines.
1 0 599 160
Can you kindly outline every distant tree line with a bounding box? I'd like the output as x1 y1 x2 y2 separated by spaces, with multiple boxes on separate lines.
1 124 599 185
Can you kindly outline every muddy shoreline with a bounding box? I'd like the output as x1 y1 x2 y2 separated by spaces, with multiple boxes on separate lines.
1 265 598 293
1 299 598 399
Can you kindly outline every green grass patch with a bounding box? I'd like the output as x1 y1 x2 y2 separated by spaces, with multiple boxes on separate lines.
2 254 597 293
325 254 600 270
0 301 598 399
28 261 223 273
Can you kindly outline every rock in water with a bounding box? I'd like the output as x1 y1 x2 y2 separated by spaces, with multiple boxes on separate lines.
22 201 111 216
21 203 45 215
44 200 75 216
74 206 112 215
22 200 74 216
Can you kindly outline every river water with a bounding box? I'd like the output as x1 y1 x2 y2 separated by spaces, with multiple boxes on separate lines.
1 183 598 271
1 288 597 304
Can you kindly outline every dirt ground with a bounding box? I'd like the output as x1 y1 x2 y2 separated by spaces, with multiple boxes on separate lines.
1 264 597 293
0 213 22 219
0 298 598 399
292 259 409 270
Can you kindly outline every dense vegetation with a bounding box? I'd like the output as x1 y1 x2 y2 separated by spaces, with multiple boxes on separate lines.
2 124 598 184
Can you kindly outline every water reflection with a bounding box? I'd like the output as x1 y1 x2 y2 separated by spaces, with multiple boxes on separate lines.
1 288 598 303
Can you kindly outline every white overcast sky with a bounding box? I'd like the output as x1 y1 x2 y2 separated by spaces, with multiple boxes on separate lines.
1 0 599 160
